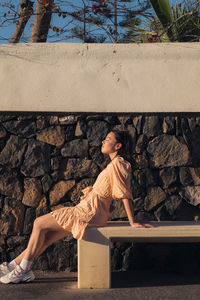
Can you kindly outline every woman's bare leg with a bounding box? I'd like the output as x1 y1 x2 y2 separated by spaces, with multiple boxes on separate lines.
14 229 69 265
14 213 69 264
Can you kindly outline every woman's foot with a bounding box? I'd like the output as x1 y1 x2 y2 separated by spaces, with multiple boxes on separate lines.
0 262 15 277
0 265 35 284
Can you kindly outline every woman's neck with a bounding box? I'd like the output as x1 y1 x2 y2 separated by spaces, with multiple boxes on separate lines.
109 152 118 161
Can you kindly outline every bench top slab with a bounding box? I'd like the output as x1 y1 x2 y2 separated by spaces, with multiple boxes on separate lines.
83 221 200 242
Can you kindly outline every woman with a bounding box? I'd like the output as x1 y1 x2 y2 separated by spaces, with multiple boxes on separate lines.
0 130 152 284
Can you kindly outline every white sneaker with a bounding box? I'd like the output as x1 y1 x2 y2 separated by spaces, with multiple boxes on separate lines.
0 265 35 284
0 262 15 277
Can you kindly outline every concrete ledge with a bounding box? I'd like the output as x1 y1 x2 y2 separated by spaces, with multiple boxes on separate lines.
93 220 200 241
0 43 200 112
78 221 200 288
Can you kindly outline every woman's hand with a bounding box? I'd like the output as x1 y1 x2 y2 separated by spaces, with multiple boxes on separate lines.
121 199 154 228
130 222 154 228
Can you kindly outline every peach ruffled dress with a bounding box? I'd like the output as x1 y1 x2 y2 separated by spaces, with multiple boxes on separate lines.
51 156 133 239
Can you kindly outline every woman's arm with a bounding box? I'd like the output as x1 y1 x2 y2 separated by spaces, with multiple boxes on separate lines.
122 198 135 225
122 198 153 228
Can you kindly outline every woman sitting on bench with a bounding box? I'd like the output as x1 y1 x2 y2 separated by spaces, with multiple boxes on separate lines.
0 130 152 284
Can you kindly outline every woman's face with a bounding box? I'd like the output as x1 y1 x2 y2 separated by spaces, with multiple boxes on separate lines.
101 132 121 154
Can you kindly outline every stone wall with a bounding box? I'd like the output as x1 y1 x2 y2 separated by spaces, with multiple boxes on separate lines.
1 112 200 274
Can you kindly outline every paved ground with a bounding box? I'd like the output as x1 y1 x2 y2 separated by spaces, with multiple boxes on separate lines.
1 270 200 300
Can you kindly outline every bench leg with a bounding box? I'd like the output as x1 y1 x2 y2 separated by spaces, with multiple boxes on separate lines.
78 232 110 288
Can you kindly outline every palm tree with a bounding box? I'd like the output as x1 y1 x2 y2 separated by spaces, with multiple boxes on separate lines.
122 0 200 43
148 0 200 42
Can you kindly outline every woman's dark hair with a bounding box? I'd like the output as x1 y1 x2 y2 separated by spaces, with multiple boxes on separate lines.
111 130 133 163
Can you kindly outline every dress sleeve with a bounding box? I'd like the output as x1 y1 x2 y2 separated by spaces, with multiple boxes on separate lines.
109 157 133 201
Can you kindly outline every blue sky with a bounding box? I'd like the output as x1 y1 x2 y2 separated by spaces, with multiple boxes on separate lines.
0 0 182 44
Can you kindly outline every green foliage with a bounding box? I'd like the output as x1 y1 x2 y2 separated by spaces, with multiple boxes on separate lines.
1 0 199 43
149 0 200 42
118 17 142 43
149 0 173 26
171 2 200 42
124 0 200 43
149 0 176 40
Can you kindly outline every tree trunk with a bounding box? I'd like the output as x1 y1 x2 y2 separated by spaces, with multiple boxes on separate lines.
30 0 54 43
9 0 33 43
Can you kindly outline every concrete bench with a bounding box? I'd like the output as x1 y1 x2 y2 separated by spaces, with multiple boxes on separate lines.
78 221 200 288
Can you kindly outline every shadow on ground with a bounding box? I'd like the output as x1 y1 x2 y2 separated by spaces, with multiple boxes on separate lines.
112 270 200 288
34 270 200 288
1 270 200 300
